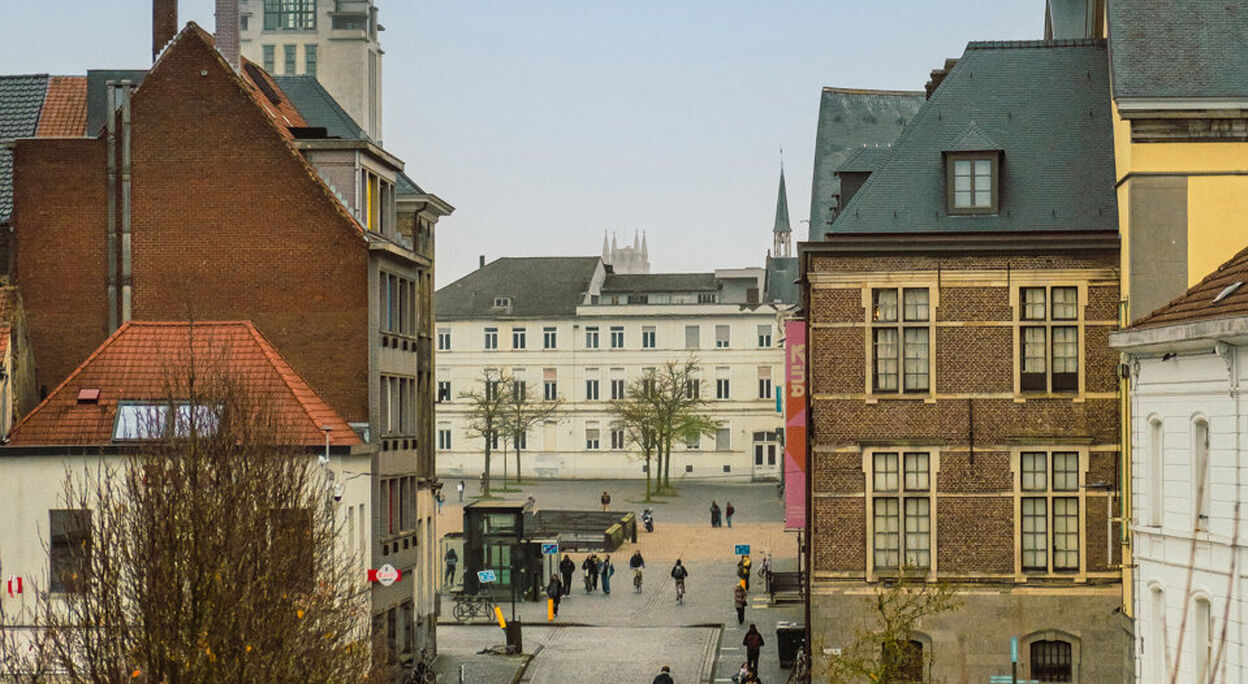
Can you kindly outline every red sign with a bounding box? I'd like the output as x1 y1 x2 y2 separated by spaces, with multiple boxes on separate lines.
784 320 807 530
368 564 401 586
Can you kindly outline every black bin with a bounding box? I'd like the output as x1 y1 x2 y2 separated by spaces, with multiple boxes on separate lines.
504 619 523 654
775 621 805 668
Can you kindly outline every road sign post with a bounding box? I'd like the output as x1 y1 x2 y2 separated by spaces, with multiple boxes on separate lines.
1011 636 1018 684
734 544 751 556
477 569 497 584
541 543 558 555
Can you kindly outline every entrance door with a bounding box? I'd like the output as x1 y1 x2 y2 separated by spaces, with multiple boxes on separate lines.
752 431 780 480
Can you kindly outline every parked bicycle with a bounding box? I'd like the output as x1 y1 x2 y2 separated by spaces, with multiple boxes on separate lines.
404 648 436 684
451 593 493 623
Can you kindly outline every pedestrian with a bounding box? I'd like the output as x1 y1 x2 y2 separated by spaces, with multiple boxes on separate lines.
443 547 458 586
742 667 761 683
601 555 615 595
583 554 600 592
601 490 612 511
738 554 752 591
436 490 444 513
546 573 563 617
526 495 536 510
726 501 735 528
479 471 487 494
457 479 465 502
652 665 674 684
743 624 765 672
710 500 722 527
733 582 747 625
559 554 575 596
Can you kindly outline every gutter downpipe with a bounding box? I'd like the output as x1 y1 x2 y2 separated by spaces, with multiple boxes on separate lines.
106 84 118 332
120 81 133 324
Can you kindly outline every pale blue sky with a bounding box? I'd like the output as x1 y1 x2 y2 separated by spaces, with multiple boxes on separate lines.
0 1 1042 285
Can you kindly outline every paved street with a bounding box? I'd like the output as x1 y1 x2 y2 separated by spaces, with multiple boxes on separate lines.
436 479 803 683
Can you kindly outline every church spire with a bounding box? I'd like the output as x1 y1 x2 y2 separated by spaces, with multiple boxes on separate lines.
773 164 792 257
602 231 610 262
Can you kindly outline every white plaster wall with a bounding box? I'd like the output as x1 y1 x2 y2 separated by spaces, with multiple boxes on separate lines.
1130 345 1248 683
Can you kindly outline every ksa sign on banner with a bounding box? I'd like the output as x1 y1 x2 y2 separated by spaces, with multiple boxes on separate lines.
784 320 807 530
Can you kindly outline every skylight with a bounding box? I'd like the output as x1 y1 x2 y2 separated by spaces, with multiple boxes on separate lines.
1213 281 1244 304
113 403 219 441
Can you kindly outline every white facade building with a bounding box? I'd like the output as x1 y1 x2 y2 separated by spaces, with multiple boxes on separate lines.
1111 253 1248 684
435 257 788 481
237 0 384 141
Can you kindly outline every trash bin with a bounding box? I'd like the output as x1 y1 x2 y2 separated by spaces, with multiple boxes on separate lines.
775 621 805 668
505 619 523 654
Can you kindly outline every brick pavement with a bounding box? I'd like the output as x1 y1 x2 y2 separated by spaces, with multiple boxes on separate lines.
436 480 804 683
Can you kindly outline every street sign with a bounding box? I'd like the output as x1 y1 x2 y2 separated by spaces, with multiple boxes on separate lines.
477 569 497 583
1011 636 1018 663
368 564 401 587
541 543 559 555
734 544 750 555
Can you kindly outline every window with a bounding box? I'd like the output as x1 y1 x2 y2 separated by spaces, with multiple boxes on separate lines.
485 377 501 402
585 326 599 349
1019 286 1079 393
378 272 417 336
715 427 730 451
1020 451 1080 572
543 327 557 349
698 293 717 304
610 378 625 400
1030 640 1072 682
1151 587 1166 683
49 509 91 593
1194 418 1210 528
757 367 772 400
543 369 558 401
283 44 296 74
332 13 367 30
512 379 527 401
883 640 924 682
379 376 415 435
686 434 700 449
1195 597 1212 684
586 424 600 450
753 431 778 466
685 325 700 349
262 44 275 71
715 325 730 348
757 325 772 348
438 427 451 450
684 379 700 399
264 0 317 30
512 327 526 350
872 288 930 393
611 429 625 450
484 327 498 350
641 326 656 348
492 296 511 309
610 326 624 349
716 367 731 400
1149 418 1163 527
437 328 451 350
305 43 317 75
114 402 218 440
514 431 527 450
436 381 451 403
240 14 249 31
947 152 998 213
585 370 600 401
872 452 931 570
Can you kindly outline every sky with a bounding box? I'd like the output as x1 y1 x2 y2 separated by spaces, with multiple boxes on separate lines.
0 1 1041 286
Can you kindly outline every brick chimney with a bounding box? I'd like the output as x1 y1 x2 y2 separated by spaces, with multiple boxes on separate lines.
152 0 178 62
215 0 241 70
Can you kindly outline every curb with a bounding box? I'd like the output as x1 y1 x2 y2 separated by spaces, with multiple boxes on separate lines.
513 645 541 683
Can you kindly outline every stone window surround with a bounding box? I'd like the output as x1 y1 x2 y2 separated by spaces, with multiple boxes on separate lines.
860 280 940 402
1020 629 1082 683
861 446 941 582
1009 446 1090 582
1008 281 1089 402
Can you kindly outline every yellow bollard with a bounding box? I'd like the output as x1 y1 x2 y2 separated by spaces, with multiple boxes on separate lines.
547 598 555 621
494 605 507 630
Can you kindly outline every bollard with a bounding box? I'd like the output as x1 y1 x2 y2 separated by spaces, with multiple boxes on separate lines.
547 598 555 621
459 664 465 684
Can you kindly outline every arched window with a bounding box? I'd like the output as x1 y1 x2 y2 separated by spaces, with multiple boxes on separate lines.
1030 639 1073 682
1193 418 1210 528
1195 597 1212 682
1149 417 1164 527
882 639 924 682
1151 586 1166 683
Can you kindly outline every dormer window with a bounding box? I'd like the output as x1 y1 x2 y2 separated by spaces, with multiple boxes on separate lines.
492 297 512 309
946 152 999 214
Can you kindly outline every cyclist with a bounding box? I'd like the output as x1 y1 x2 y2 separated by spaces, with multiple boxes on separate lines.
670 559 689 603
630 550 646 593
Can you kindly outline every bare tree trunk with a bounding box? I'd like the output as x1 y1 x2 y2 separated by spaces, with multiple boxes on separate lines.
515 438 524 484
662 434 673 490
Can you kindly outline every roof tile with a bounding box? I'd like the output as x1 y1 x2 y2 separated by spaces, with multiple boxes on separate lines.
36 76 87 137
1130 244 1248 329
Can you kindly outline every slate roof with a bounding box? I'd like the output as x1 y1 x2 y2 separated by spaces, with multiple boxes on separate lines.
0 75 49 224
436 257 601 320
773 169 791 234
764 256 799 306
35 76 87 137
807 88 925 241
830 40 1117 235
84 69 147 136
1108 0 1248 100
836 145 895 173
6 321 360 447
273 75 366 140
1131 244 1248 330
601 273 718 294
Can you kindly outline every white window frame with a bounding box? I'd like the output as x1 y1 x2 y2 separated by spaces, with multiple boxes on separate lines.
863 447 939 580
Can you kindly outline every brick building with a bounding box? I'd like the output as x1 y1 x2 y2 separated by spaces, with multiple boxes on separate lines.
7 23 448 660
801 40 1131 682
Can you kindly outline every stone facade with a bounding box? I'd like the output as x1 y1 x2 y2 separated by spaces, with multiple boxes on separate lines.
803 235 1129 682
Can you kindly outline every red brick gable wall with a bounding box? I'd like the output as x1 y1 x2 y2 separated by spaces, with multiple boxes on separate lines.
12 28 370 422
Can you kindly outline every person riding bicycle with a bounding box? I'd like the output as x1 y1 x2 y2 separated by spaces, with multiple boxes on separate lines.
670 559 689 601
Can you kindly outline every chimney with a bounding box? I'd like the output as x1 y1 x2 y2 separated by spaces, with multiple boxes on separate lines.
152 0 178 62
479 255 485 269
214 0 241 70
924 58 959 99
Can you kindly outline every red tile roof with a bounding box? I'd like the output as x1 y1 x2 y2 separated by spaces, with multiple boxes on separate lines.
7 321 361 447
1131 243 1248 329
35 76 87 137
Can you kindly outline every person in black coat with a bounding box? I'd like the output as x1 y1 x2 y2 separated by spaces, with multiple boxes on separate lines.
559 554 575 596
652 665 674 684
545 574 563 617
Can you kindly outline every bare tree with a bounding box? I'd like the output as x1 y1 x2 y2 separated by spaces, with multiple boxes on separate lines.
817 574 961 683
459 367 510 495
608 369 662 501
500 375 563 485
0 369 370 683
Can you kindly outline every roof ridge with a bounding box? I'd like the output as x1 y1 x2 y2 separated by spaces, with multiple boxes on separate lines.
821 87 925 96
240 321 351 444
966 38 1106 50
